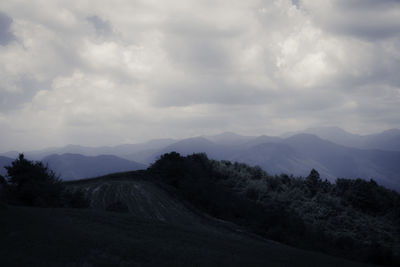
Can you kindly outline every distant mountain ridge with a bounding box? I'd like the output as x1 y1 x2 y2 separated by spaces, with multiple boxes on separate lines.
0 156 13 176
1 127 400 189
42 154 146 180
147 132 400 190
289 126 400 151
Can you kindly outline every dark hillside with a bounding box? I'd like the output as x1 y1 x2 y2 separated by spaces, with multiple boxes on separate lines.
148 153 400 265
2 153 398 266
67 172 206 226
0 204 372 267
145 134 400 190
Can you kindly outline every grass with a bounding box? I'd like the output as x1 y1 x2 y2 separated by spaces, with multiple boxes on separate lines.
0 204 375 267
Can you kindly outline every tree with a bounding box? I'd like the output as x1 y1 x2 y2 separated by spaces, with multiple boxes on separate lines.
5 154 64 207
306 169 321 197
0 174 6 201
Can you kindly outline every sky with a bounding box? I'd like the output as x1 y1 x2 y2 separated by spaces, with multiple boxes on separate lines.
0 0 400 151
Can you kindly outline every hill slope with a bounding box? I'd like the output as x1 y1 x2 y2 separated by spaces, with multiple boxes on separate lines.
147 134 400 190
0 204 371 267
66 172 205 226
2 153 398 266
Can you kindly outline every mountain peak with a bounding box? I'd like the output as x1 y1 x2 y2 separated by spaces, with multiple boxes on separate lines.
303 126 357 137
380 128 400 136
204 132 254 145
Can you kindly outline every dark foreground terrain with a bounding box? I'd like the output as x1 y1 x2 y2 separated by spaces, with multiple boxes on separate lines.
0 204 372 267
1 152 398 266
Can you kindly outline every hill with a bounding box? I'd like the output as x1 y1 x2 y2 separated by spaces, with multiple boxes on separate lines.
2 153 399 265
145 153 400 265
147 134 400 190
62 154 400 265
0 204 371 267
42 153 146 180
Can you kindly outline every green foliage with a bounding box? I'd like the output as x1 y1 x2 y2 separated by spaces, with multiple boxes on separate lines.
0 175 6 202
4 154 89 208
150 152 400 266
5 154 64 207
306 169 321 196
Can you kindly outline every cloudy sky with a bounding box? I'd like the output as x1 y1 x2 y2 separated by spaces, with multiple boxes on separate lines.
0 0 400 151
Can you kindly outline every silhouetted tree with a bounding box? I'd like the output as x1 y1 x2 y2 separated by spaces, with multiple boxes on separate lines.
0 174 6 201
5 154 64 207
306 169 321 196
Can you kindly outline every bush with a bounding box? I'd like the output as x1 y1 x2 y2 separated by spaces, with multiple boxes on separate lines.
5 154 64 207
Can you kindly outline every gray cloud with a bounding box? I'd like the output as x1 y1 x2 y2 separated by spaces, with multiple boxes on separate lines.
291 0 300 8
302 0 400 40
87 15 113 36
151 79 274 107
0 0 399 151
0 76 50 112
0 11 15 45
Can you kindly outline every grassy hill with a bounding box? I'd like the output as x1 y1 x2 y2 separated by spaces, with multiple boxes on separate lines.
66 171 206 226
0 204 372 267
2 153 398 266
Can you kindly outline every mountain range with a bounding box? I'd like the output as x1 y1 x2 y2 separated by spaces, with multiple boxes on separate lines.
0 154 146 181
1 127 399 189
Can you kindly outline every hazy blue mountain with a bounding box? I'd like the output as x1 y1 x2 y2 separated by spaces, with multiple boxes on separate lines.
231 142 333 179
147 137 240 164
42 154 146 180
105 138 177 157
0 138 176 162
246 134 400 189
0 156 13 176
302 127 362 146
147 133 400 190
295 127 400 151
0 151 19 159
2 128 400 189
203 132 255 145
238 135 283 149
364 129 400 151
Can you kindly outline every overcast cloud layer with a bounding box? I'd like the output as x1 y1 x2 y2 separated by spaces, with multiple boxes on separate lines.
0 0 400 151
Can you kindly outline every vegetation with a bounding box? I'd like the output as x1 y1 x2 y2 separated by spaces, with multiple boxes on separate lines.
1 151 398 266
1 154 88 208
149 152 400 266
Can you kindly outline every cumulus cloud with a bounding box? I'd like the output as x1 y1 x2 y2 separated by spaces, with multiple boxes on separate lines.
0 0 399 150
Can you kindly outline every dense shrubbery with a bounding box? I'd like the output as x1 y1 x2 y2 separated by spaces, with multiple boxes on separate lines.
150 152 400 266
1 154 88 208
